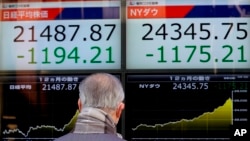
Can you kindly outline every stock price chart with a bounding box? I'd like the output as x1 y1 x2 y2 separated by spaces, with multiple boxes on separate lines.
125 74 249 141
0 74 84 140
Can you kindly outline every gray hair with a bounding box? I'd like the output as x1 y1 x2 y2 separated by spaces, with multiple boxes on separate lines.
79 73 124 110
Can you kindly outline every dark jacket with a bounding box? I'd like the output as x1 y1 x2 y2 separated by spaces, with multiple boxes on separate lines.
55 133 125 141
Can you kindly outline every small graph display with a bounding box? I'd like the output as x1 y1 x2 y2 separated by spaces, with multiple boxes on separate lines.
0 74 86 140
125 74 249 140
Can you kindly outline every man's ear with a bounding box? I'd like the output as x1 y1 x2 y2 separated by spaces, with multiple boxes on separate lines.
116 102 125 119
78 98 82 111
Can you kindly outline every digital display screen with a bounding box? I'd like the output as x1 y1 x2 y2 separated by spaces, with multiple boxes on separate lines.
0 74 82 140
0 74 120 140
0 0 121 70
1 0 250 141
126 0 250 69
125 74 249 140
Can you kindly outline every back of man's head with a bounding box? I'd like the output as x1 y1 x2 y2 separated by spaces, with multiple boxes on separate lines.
79 73 124 111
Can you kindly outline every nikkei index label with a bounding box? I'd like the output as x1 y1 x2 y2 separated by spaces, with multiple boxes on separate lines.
126 0 250 69
0 0 121 70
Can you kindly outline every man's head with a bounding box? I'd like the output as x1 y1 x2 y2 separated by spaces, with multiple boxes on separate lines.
78 73 125 124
